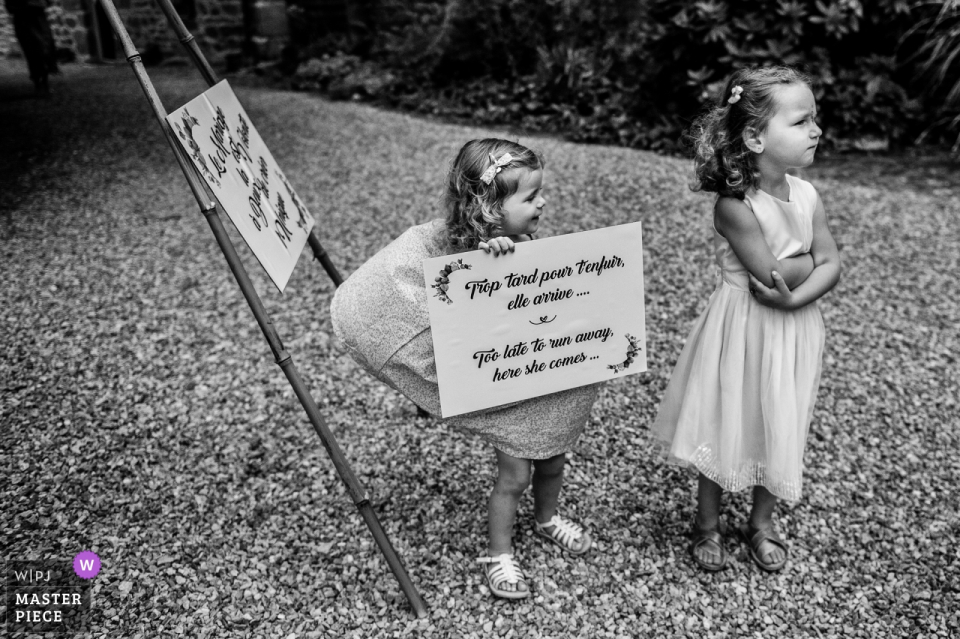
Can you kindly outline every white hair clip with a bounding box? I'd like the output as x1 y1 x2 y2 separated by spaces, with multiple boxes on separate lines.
479 153 514 185
728 86 743 105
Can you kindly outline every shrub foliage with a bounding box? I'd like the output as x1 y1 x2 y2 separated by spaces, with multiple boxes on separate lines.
286 0 960 153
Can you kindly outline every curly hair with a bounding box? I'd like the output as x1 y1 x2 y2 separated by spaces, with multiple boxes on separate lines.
690 66 812 199
444 139 544 251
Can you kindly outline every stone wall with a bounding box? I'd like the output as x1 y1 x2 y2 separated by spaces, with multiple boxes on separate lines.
0 2 79 59
1 0 256 66
0 7 12 56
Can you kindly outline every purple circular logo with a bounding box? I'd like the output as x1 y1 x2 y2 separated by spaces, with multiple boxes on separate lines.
73 551 101 579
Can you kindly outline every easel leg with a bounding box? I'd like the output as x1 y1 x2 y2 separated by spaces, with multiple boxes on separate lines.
97 0 428 618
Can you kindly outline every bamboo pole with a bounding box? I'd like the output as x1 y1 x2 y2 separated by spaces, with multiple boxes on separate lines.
97 0 427 618
152 0 343 286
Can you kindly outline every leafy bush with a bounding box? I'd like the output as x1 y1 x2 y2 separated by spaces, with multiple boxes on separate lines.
292 52 397 99
901 0 960 150
286 0 958 155
640 0 923 148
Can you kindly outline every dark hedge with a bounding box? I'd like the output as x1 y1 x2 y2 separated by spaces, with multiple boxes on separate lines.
284 0 959 154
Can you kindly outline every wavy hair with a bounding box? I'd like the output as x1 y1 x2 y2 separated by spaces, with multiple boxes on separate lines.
690 66 812 199
444 139 544 251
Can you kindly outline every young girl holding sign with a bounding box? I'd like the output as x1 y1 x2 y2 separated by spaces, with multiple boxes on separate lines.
653 66 841 572
331 139 596 599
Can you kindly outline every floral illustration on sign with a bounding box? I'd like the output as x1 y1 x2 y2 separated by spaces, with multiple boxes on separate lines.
174 109 221 189
431 259 472 304
607 334 642 374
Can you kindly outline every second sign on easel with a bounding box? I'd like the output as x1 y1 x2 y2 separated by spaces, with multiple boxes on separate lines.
167 81 316 292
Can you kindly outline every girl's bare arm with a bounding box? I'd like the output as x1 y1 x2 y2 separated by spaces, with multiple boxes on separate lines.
777 253 814 289
750 195 841 310
715 196 807 289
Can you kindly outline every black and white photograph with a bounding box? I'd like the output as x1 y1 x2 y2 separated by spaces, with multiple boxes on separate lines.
2 0 958 637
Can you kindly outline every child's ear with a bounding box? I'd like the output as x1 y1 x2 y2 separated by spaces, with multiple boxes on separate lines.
742 127 764 154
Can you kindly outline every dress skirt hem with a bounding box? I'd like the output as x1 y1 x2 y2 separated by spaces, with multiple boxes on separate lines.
652 280 824 503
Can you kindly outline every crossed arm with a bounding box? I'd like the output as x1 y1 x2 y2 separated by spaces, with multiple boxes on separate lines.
715 194 842 310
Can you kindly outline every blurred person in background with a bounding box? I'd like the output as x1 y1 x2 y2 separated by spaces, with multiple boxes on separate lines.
5 0 58 97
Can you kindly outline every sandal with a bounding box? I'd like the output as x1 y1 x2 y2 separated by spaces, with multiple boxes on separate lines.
477 553 530 600
689 521 727 572
533 514 592 555
738 522 788 572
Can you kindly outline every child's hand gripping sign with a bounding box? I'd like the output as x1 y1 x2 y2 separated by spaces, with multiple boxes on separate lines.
425 221 647 417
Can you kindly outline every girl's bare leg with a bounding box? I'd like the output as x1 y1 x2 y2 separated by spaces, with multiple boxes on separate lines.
694 473 724 565
532 452 588 552
531 452 566 524
487 448 531 593
749 486 785 564
696 473 723 529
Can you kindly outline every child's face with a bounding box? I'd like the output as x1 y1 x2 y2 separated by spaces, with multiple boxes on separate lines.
757 83 822 170
500 168 545 237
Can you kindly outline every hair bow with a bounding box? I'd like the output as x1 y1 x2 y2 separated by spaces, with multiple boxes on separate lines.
727 86 743 105
479 153 514 185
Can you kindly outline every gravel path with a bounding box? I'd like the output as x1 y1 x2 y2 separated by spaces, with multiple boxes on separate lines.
2 61 958 638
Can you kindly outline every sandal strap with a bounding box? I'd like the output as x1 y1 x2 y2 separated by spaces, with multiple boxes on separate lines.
477 553 524 587
747 526 787 554
536 514 584 548
689 527 727 571
691 528 724 549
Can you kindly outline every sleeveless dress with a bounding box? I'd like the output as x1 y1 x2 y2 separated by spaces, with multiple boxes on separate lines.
652 175 825 501
330 219 599 460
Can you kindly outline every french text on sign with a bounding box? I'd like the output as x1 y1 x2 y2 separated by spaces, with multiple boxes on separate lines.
424 221 647 417
165 81 316 292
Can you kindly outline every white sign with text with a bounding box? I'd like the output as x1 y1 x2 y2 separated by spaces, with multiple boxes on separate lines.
425 222 646 417
166 80 315 292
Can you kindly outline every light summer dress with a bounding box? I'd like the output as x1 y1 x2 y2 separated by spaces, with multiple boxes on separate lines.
652 174 825 501
331 219 599 460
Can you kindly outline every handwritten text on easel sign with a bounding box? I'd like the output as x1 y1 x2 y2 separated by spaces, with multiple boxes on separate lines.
166 80 315 292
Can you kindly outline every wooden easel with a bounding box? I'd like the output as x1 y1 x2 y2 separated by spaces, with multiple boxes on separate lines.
96 0 427 618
